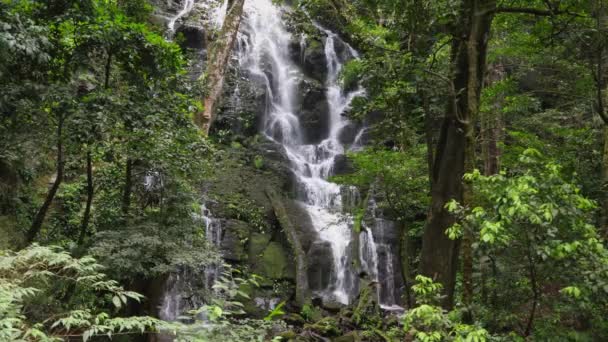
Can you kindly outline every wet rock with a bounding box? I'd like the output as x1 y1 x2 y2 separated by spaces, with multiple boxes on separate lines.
301 38 328 82
297 77 329 144
307 241 335 291
284 200 319 251
369 218 400 245
338 122 361 146
333 154 353 176
176 25 206 50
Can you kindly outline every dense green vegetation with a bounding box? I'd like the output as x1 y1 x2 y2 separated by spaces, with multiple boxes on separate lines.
1 0 608 341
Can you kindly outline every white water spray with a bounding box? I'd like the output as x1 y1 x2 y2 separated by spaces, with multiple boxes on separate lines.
237 0 364 304
167 0 196 33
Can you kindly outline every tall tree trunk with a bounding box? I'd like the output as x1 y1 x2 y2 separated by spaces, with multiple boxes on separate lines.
27 113 65 243
196 0 245 134
122 158 132 218
602 127 608 235
78 150 94 245
420 0 494 309
594 0 608 235
422 90 435 191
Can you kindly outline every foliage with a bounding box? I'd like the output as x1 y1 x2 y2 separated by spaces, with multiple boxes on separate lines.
166 266 282 342
0 244 167 341
447 149 608 337
333 146 429 223
403 276 492 342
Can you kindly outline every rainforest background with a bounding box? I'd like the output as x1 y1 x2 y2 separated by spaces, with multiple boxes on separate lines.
1 0 608 341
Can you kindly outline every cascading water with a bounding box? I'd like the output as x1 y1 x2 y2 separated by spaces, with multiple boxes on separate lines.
166 0 227 36
167 0 196 34
159 202 223 321
237 0 364 304
161 0 402 315
359 199 405 310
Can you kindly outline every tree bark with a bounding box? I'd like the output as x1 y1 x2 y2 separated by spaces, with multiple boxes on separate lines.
420 0 494 309
602 126 608 235
122 158 132 218
195 0 245 135
78 150 94 245
27 113 65 243
422 90 435 192
593 0 608 235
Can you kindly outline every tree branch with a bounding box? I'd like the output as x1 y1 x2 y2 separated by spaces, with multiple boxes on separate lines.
494 7 583 17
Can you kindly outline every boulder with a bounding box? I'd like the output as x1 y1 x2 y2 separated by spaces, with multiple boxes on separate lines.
257 241 295 280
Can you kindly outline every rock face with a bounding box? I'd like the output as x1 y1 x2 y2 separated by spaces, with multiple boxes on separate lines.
361 200 406 307
156 0 405 318
307 241 335 291
297 77 330 144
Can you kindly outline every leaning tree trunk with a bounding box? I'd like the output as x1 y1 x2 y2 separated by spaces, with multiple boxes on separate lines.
420 0 494 309
27 113 65 243
78 150 94 245
196 0 245 135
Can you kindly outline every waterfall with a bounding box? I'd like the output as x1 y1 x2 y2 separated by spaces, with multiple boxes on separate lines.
237 0 364 304
161 0 402 312
359 199 405 310
166 0 227 36
159 201 223 321
167 0 196 34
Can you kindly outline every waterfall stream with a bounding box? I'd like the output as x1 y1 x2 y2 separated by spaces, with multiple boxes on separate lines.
237 0 365 304
160 0 401 317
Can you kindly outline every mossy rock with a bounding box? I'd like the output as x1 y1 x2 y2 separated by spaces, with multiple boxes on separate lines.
335 331 363 342
220 219 250 262
258 241 295 281
249 232 272 259
305 316 342 337
278 330 298 340
352 283 381 327
284 313 306 326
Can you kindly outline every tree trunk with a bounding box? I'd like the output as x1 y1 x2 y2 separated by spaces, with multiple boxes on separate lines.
602 126 608 235
122 158 132 218
27 113 65 243
594 0 608 235
195 0 245 134
422 90 435 191
78 150 94 245
420 0 494 309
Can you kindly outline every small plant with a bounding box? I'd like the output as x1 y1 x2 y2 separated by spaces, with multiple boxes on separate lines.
253 155 264 169
264 301 286 321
